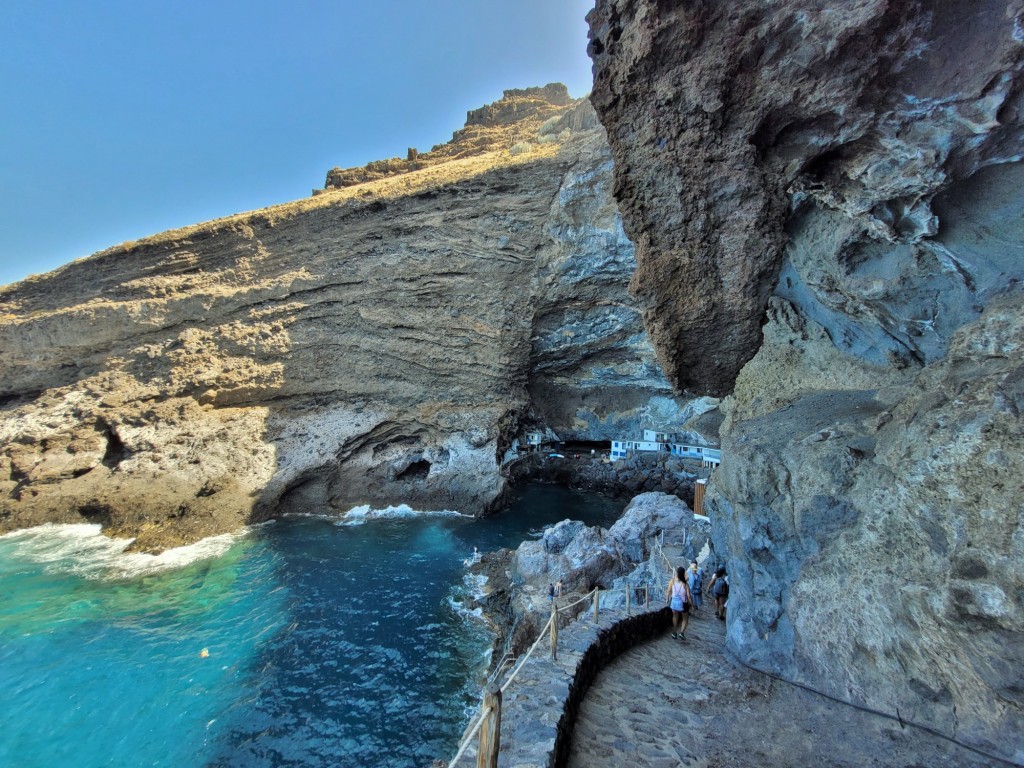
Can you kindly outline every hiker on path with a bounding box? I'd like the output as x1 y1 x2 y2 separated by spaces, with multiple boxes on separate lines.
665 566 693 640
687 561 704 613
708 566 729 620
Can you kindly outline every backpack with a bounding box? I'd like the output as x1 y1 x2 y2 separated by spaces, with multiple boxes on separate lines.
689 570 703 594
713 576 729 597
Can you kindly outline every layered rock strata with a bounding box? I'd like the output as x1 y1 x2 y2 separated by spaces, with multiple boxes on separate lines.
588 0 1024 760
0 88 698 551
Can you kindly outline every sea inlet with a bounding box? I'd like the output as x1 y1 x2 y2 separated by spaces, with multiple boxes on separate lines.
0 484 623 768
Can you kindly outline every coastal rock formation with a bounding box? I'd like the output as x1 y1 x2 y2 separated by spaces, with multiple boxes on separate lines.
474 492 708 659
589 0 1024 760
588 0 1024 396
0 87 697 551
512 492 706 594
508 452 701 506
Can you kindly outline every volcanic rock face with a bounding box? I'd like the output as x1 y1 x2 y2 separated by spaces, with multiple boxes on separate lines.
588 0 1024 395
0 88 697 551
589 0 1024 759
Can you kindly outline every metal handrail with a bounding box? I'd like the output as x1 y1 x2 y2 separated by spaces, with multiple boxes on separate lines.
486 651 516 685
499 612 555 693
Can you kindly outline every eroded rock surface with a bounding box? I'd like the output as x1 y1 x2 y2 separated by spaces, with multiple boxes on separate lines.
589 0 1024 395
511 492 706 595
589 0 1024 760
0 88 706 552
473 492 708 663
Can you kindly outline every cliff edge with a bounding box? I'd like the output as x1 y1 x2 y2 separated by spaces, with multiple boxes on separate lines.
0 86 694 551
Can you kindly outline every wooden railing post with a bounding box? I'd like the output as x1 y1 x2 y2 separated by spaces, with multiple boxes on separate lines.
477 684 502 768
550 603 558 660
626 584 631 614
645 584 650 610
592 588 599 624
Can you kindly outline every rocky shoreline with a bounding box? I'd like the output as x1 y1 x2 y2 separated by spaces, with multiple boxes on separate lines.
466 491 712 675
505 451 708 509
468 451 714 668
1 0 1020 756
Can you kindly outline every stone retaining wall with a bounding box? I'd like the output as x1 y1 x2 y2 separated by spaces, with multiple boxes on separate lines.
450 601 671 767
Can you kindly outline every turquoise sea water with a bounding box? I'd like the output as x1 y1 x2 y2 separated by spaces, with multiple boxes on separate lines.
0 484 623 768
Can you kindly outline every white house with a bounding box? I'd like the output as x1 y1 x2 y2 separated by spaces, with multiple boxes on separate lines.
610 438 663 459
701 448 722 467
642 429 675 443
612 428 722 466
668 443 722 466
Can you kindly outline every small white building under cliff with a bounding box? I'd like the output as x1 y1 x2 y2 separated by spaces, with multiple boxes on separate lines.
611 428 721 467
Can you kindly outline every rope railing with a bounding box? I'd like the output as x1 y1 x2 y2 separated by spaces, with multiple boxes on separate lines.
446 530 700 767
557 588 602 612
499 612 554 693
446 546 682 768
651 535 675 575
445 702 493 768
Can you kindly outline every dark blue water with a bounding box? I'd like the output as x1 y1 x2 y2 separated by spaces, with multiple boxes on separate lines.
0 484 623 768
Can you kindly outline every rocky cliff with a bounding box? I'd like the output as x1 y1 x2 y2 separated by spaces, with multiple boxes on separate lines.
588 0 1024 761
0 86 703 551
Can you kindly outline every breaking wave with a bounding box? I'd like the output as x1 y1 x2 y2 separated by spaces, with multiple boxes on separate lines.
337 503 471 526
0 522 248 580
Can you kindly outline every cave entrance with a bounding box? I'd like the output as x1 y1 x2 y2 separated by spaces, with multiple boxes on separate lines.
396 459 431 480
558 440 611 458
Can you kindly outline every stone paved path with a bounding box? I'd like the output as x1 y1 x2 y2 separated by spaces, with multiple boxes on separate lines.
567 607 997 768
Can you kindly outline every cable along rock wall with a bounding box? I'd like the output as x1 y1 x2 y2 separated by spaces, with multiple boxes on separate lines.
0 88 698 552
588 0 1024 761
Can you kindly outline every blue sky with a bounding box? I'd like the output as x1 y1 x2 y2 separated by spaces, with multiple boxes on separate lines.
0 1 595 286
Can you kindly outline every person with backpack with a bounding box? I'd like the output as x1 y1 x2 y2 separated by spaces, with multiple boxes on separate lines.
687 560 704 613
665 566 693 640
708 565 729 620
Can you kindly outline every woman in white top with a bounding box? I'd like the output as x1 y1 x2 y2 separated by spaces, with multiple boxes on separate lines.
665 565 693 640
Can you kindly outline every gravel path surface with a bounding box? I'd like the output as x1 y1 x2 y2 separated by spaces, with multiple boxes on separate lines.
567 607 998 768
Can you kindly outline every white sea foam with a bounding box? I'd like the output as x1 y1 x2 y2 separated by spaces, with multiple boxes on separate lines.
446 594 485 622
0 522 247 580
446 570 490 627
336 503 471 526
108 532 245 579
463 572 489 600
